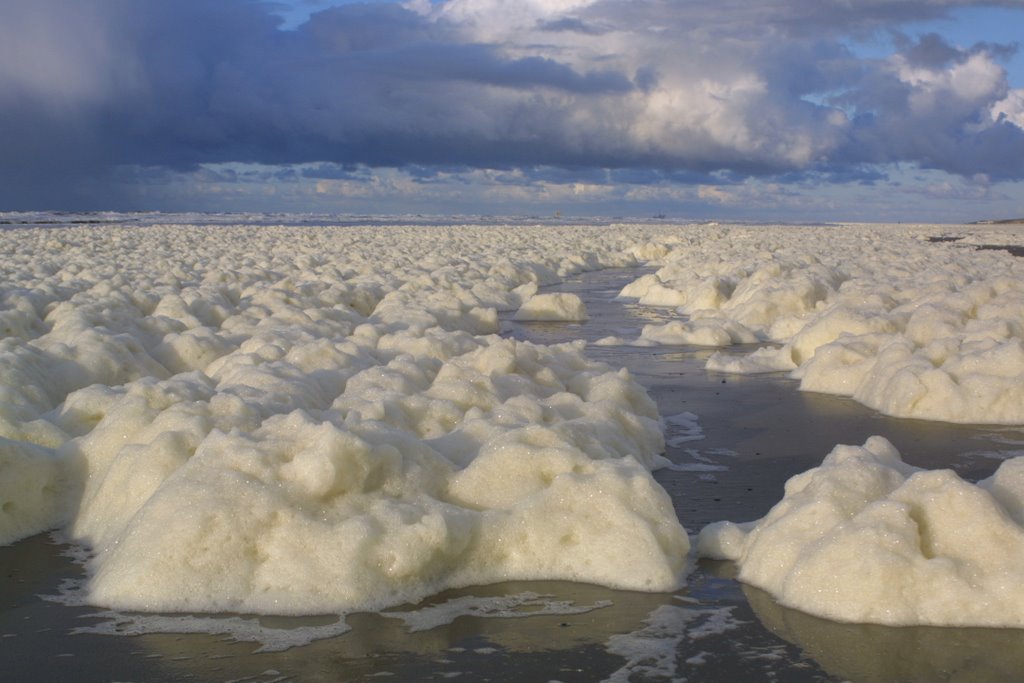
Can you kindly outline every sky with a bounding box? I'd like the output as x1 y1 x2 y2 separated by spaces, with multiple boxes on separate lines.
2 0 1024 222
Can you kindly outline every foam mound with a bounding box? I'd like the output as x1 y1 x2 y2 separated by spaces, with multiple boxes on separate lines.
514 292 589 321
698 436 1024 627
616 225 1024 424
0 220 686 615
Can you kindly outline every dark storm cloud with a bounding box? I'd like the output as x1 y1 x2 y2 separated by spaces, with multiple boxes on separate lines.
300 163 367 181
1 0 1022 208
538 17 611 35
895 32 965 67
351 43 636 93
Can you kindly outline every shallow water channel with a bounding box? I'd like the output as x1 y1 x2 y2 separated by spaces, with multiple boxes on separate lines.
3 266 1024 682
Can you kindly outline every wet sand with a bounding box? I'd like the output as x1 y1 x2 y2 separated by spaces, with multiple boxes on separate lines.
3 266 1024 681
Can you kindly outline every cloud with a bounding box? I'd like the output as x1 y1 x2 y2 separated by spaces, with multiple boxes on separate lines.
832 34 1023 178
993 89 1024 127
1 0 1023 209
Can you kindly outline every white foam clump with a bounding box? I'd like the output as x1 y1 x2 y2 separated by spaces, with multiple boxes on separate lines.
0 437 73 543
616 224 1024 424
697 436 1024 627
80 340 685 614
639 318 757 346
513 292 588 321
0 219 687 615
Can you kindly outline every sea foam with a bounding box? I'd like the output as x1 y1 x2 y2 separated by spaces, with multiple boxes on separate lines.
616 225 1024 424
0 220 686 615
3 217 1024 623
698 436 1024 627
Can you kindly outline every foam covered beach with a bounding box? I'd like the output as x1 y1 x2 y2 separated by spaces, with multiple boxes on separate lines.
0 219 688 614
2 216 1024 634
611 224 1024 424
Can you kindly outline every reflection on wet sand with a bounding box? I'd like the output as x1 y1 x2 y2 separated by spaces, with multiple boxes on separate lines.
745 581 1024 683
127 581 679 682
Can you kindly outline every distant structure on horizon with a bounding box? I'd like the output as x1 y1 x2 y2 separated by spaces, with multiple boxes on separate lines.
973 217 1024 224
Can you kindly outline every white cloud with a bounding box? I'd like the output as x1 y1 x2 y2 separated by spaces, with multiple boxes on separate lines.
992 89 1024 129
431 0 599 37
891 50 1007 116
